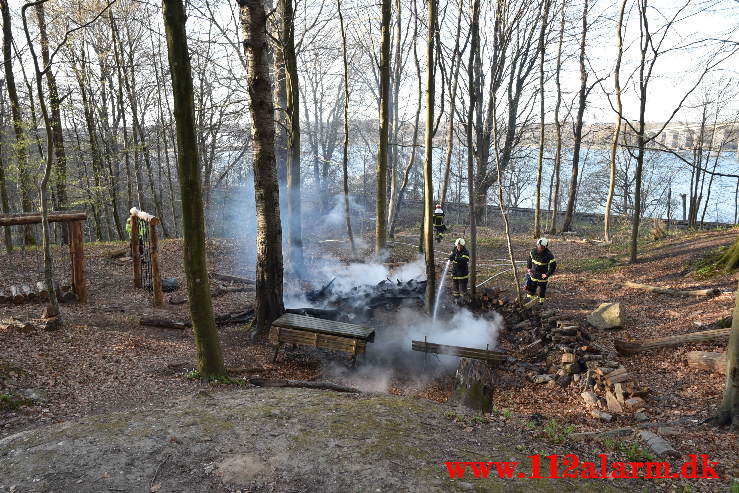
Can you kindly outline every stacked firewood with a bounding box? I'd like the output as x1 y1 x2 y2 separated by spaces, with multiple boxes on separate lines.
0 283 76 305
580 362 649 421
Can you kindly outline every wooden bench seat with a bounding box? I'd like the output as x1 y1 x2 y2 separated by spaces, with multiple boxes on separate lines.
269 313 375 363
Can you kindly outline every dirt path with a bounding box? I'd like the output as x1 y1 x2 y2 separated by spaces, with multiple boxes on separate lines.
0 387 644 493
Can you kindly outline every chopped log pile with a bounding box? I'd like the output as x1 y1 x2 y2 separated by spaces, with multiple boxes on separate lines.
501 309 649 422
0 283 77 305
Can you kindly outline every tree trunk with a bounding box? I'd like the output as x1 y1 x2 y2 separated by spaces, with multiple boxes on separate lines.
423 0 437 312
547 5 565 235
35 3 68 234
604 0 626 243
238 0 285 332
561 0 589 233
1 0 34 246
375 0 391 256
715 285 738 428
337 0 356 257
533 0 551 238
280 0 305 274
20 2 60 316
162 0 226 377
466 0 480 297
0 92 12 252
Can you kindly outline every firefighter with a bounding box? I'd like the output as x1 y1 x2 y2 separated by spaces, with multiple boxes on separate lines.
433 204 446 243
526 237 557 304
125 216 148 258
449 238 470 298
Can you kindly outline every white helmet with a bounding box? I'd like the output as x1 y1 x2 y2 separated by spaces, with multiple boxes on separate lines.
537 237 549 247
455 238 465 247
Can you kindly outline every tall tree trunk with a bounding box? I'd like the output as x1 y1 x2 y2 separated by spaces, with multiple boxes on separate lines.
35 3 68 227
1 0 34 246
466 0 480 297
375 0 391 255
714 280 739 429
0 91 12 252
604 0 627 242
561 0 588 233
162 0 225 377
338 0 356 257
547 4 565 234
280 0 305 274
388 0 421 238
238 0 285 332
423 0 436 312
439 0 465 207
21 1 60 315
533 0 551 238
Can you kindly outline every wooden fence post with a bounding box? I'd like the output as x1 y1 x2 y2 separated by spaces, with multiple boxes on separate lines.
69 220 87 303
150 223 163 306
131 213 142 288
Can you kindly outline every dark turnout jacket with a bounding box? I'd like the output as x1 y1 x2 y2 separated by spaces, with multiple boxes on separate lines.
449 246 470 279
527 247 557 281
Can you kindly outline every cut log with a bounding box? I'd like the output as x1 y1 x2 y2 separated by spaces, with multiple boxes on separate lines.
638 431 680 458
623 281 719 298
606 391 623 413
591 410 614 422
615 327 732 355
9 286 25 304
581 391 600 408
0 318 34 332
20 284 34 300
625 397 646 410
0 211 87 226
108 247 128 259
210 273 256 285
686 351 727 374
35 281 49 301
0 289 9 304
139 317 191 330
248 378 360 393
606 372 631 385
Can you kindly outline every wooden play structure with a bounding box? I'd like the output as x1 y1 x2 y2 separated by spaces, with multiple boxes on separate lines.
129 207 163 306
0 211 87 303
269 313 376 363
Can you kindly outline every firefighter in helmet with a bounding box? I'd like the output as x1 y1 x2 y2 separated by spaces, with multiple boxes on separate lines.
525 237 557 304
433 204 446 243
449 238 470 298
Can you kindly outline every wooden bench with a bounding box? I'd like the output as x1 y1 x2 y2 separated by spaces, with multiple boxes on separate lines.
269 313 375 364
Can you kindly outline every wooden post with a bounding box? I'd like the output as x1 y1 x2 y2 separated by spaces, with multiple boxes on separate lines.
69 220 87 303
149 222 163 306
131 215 142 288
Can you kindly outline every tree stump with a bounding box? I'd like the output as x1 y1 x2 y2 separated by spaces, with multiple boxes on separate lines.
451 358 496 414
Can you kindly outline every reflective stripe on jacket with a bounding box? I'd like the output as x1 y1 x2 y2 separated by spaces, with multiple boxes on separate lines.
527 248 556 282
449 246 470 279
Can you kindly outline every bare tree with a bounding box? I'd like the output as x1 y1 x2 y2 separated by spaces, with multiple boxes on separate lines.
238 0 285 332
375 0 391 255
162 0 225 377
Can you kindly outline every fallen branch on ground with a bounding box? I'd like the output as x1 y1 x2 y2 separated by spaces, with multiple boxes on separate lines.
248 378 360 393
686 351 727 374
623 281 719 297
210 273 255 284
615 327 732 355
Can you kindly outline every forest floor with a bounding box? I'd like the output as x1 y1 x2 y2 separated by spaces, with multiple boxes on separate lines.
1 223 738 491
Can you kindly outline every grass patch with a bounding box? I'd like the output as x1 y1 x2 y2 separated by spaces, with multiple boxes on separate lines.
691 245 728 280
0 392 33 411
477 236 504 249
602 438 654 461
542 419 574 444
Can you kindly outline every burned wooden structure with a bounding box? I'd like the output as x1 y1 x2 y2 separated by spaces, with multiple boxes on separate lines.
129 208 163 306
269 313 375 363
0 211 87 303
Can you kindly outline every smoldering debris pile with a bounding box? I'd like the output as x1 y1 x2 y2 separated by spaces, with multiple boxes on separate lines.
502 309 649 421
302 278 426 319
